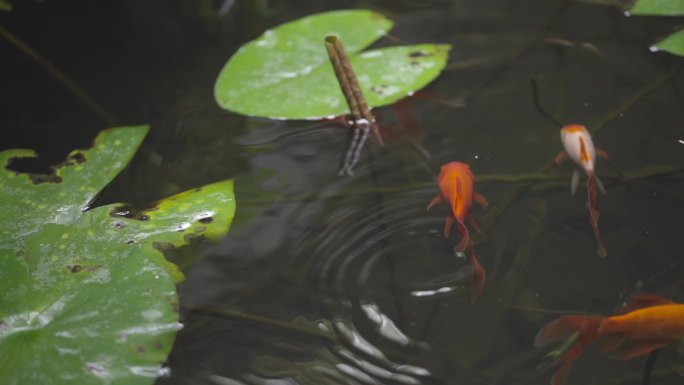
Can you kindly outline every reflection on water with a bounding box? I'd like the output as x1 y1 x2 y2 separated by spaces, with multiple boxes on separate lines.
3 0 684 384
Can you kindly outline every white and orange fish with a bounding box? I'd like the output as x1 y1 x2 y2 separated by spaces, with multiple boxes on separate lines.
556 124 608 257
535 294 684 385
427 161 488 301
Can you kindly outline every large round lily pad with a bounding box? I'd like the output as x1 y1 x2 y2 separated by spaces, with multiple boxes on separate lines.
214 9 452 119
0 126 236 385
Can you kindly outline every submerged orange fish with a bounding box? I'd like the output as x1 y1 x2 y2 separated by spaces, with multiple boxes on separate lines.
427 161 488 301
535 294 684 385
556 124 608 257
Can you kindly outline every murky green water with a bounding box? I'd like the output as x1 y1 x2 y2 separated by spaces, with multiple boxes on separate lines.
3 0 684 384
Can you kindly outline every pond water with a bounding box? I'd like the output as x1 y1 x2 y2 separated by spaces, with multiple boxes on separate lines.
2 0 684 384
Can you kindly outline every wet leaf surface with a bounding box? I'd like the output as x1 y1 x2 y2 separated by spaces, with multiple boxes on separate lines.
0 126 236 385
214 9 451 119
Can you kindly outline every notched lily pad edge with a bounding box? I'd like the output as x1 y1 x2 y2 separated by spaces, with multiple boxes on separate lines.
105 179 237 283
2 126 148 185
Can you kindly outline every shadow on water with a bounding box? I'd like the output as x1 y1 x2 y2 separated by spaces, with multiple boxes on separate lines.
3 0 684 384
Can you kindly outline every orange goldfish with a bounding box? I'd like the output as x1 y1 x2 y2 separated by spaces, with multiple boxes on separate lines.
427 161 488 301
556 124 608 257
535 294 684 385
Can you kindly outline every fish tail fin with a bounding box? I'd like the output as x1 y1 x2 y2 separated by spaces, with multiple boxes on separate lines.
454 220 470 253
452 222 484 303
570 169 581 195
465 244 486 304
443 216 454 238
535 315 603 347
594 173 607 195
587 174 607 257
535 315 604 385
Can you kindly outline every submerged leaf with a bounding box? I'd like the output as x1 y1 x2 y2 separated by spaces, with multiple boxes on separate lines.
214 9 451 119
0 126 236 385
0 0 11 12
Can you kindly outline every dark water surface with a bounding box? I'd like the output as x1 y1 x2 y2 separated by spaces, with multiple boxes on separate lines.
3 0 684 384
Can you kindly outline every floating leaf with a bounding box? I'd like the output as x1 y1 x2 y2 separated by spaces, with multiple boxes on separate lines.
652 28 684 56
629 0 684 15
0 126 236 385
214 9 452 119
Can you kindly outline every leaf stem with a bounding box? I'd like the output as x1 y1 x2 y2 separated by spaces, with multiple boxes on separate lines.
0 23 120 126
324 35 374 127
188 306 338 341
588 63 684 134
325 35 382 176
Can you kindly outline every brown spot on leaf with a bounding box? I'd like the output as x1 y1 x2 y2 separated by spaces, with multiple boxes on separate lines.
183 233 205 243
28 174 63 184
54 151 87 169
152 242 175 252
198 217 213 224
110 204 156 221
69 265 83 273
170 300 180 313
137 345 146 353
408 51 431 58
5 150 86 183
69 152 86 164
410 61 421 68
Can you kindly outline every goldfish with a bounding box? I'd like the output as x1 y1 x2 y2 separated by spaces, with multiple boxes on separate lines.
427 161 488 301
535 294 684 385
556 124 608 257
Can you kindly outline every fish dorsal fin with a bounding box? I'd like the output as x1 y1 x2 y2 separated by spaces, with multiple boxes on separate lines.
613 294 674 315
579 137 590 162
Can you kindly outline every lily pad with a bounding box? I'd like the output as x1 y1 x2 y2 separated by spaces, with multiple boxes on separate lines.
629 0 684 15
0 126 236 385
214 9 452 119
652 28 684 56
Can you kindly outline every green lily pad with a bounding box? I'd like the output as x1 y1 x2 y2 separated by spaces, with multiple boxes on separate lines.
629 0 684 15
652 28 684 56
0 126 236 385
214 9 452 119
